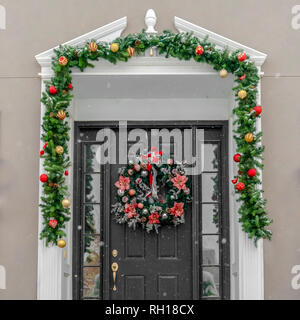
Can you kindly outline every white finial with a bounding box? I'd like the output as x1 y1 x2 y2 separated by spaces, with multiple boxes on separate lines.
145 9 157 34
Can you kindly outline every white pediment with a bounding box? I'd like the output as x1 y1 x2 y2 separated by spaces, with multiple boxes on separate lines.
174 17 266 67
35 17 127 67
35 10 266 68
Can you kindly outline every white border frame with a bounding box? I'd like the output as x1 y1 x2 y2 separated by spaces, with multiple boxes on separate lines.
35 13 267 300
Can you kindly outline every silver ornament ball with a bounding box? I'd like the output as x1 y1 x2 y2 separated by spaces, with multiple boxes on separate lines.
117 189 124 196
141 170 148 177
184 188 190 195
162 213 168 219
134 164 141 172
148 197 154 204
142 208 148 215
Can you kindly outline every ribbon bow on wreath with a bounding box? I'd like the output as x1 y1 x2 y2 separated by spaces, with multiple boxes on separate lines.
142 147 163 199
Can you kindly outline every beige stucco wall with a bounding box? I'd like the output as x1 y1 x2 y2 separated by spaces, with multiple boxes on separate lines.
0 0 300 299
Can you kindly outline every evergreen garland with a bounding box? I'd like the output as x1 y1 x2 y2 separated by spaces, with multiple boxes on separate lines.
39 30 272 246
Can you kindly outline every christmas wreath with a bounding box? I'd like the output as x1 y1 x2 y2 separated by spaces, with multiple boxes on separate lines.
111 149 192 233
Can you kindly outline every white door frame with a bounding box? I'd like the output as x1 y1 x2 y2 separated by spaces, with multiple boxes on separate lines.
35 10 267 300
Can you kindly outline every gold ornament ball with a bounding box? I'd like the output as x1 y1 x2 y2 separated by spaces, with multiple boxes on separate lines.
55 146 64 155
62 199 71 208
110 43 119 53
57 239 66 248
128 189 136 197
219 69 228 78
245 133 254 143
238 90 247 99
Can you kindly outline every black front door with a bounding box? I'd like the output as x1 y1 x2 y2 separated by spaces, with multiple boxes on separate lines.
108 164 193 300
73 121 230 300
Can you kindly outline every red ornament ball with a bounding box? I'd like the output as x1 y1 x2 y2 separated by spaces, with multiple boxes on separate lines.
237 52 247 62
248 168 257 177
253 105 262 116
58 56 68 66
49 86 58 95
233 153 241 162
68 83 73 90
236 182 245 191
40 150 44 156
64 170 69 176
40 174 48 183
48 219 58 229
195 45 204 56
231 177 238 184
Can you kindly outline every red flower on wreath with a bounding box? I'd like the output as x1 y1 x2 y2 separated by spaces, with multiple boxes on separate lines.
115 175 130 191
148 212 160 224
124 203 137 219
171 173 188 190
170 202 184 217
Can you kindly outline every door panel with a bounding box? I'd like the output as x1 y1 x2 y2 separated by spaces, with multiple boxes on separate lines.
108 161 193 300
73 121 230 300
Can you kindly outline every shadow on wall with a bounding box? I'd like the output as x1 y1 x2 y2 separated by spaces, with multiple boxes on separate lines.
0 265 6 289
0 5 6 30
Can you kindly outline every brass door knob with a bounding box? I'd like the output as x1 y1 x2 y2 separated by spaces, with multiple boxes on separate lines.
111 262 119 291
